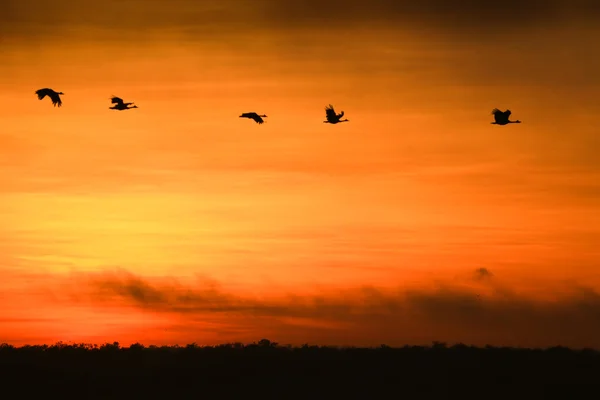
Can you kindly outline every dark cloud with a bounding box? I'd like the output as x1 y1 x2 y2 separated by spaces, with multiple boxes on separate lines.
3 1 598 95
0 0 253 40
62 268 600 348
2 0 598 41
474 268 493 281
256 0 600 31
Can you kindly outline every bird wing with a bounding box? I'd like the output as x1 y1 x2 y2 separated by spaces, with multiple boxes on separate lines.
241 112 264 123
491 108 503 123
325 105 336 120
111 97 124 105
35 88 50 100
504 110 512 117
337 110 344 118
51 94 62 107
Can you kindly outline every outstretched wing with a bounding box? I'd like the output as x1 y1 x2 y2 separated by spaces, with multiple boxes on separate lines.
36 89 62 106
49 92 62 107
111 96 124 105
240 112 263 123
35 88 51 100
337 110 344 118
325 104 336 120
504 109 512 118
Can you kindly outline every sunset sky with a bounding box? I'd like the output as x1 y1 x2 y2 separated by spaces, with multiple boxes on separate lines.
1 0 599 348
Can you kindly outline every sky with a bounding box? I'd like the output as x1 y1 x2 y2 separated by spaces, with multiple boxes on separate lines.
1 0 599 348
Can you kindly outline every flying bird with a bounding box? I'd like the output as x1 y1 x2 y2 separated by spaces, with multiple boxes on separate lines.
35 88 63 107
109 96 138 110
239 112 267 124
323 104 349 124
491 108 521 125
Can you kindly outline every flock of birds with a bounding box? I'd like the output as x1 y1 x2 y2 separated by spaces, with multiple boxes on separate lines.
34 88 522 126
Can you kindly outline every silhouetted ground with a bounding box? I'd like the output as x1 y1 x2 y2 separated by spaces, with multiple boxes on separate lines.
1 339 599 399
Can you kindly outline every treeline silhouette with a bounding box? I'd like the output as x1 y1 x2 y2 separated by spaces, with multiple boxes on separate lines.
1 339 598 398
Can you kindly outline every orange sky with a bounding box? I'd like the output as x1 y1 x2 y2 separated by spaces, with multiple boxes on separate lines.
1 0 600 348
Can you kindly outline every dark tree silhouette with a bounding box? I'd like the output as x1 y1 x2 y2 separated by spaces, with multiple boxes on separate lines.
0 340 598 398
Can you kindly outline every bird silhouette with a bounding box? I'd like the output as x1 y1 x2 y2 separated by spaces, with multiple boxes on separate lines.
239 112 267 124
110 96 138 111
35 88 64 107
491 108 521 125
323 104 349 124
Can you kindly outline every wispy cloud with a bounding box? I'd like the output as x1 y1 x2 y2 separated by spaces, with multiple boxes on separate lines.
44 267 600 348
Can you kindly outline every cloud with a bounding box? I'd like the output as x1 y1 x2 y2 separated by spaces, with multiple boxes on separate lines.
56 268 600 348
255 0 600 31
474 267 493 281
2 0 598 41
0 1 249 40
